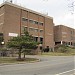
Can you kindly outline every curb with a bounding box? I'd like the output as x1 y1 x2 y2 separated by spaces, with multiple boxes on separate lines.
0 59 40 66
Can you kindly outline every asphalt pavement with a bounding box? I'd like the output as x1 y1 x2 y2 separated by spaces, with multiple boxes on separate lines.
0 55 75 75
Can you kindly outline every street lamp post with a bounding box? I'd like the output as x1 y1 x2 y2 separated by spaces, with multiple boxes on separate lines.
1 42 4 45
39 44 43 54
1 41 5 48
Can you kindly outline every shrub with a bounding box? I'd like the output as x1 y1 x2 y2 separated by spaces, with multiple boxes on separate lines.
55 45 71 53
43 46 49 52
0 48 7 51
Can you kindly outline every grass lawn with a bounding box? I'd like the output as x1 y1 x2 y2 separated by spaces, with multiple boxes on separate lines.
0 57 38 64
42 52 75 56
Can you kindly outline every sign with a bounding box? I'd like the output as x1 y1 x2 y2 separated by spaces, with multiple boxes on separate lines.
9 33 18 37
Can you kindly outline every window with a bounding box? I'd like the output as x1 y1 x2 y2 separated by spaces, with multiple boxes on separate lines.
34 37 38 42
71 36 73 40
24 27 28 31
39 22 43 26
68 42 70 45
71 30 74 35
71 31 72 34
29 28 34 31
21 26 28 33
34 29 38 32
22 17 28 22
29 19 39 25
40 30 43 33
33 21 38 24
40 37 43 44
0 33 3 36
0 33 3 44
71 42 72 45
29 19 33 23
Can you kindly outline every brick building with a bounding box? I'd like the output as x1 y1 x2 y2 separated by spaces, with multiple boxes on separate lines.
0 2 54 50
54 25 75 46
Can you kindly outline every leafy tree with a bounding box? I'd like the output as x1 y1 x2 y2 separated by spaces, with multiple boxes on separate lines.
7 31 39 60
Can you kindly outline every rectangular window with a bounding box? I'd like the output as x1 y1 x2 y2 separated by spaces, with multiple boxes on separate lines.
34 21 38 24
71 31 72 34
68 42 70 45
22 17 28 21
71 31 74 35
71 42 72 45
34 37 38 42
71 36 73 40
29 28 34 31
40 37 43 44
21 26 28 33
34 29 38 32
24 27 28 31
40 29 43 33
39 22 43 26
0 33 3 36
29 19 38 24
29 19 33 23
0 33 3 43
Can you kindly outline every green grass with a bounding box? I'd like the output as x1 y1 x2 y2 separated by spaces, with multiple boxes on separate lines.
0 57 38 64
42 52 75 56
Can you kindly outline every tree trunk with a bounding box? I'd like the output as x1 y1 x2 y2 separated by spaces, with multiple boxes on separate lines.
18 49 21 59
24 52 25 59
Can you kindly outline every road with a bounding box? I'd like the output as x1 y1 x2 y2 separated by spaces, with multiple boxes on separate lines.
0 56 75 75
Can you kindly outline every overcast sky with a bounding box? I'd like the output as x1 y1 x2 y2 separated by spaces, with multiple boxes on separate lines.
0 0 74 28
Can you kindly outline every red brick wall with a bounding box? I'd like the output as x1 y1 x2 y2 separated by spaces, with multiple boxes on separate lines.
4 4 21 43
0 3 54 48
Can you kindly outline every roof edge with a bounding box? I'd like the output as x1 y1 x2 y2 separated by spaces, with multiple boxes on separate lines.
0 2 53 19
55 25 75 29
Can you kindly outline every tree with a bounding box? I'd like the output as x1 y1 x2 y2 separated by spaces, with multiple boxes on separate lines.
7 31 39 60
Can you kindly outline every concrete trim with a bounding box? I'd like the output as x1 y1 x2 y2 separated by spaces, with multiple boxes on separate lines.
0 13 4 17
0 2 53 19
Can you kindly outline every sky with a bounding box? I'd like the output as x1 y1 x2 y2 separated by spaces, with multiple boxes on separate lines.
0 0 74 28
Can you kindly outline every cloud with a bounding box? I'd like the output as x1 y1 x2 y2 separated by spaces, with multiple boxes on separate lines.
54 13 74 28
